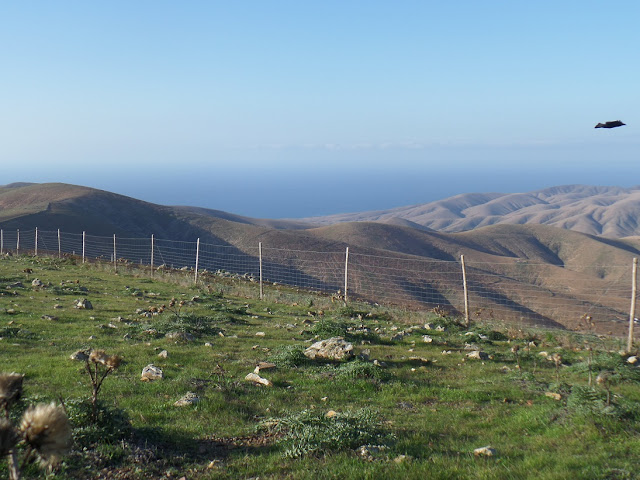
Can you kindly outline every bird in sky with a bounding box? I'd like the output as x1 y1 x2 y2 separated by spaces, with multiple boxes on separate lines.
595 120 626 129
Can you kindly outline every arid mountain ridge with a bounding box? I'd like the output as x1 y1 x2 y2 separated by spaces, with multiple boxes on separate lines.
1 182 639 335
301 184 640 239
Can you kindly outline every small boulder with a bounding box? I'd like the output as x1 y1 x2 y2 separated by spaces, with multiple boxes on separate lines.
304 337 354 361
31 278 43 287
466 350 489 360
174 392 200 407
545 392 562 401
474 446 496 457
70 349 90 361
141 364 164 381
627 356 638 365
158 350 169 359
245 372 273 387
75 298 93 310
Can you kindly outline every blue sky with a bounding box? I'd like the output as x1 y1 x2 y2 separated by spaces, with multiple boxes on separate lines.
1 2 638 217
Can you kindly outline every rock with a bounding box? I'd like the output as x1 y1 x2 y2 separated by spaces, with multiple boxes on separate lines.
70 349 90 361
245 372 273 387
141 364 164 381
165 332 194 342
627 356 638 365
423 335 433 343
325 410 337 418
254 362 276 374
435 325 446 332
158 350 169 359
75 298 93 310
474 446 496 457
466 350 489 360
31 278 43 287
255 331 266 337
373 359 387 368
204 342 213 347
53 304 63 309
357 445 387 461
545 392 562 401
174 392 200 407
304 337 354 361
41 315 57 321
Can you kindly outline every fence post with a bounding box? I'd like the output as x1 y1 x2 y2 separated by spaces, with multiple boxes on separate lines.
58 229 61 258
150 234 154 277
113 234 117 272
1 229 3 255
194 238 200 284
628 257 638 353
82 231 86 263
344 247 349 303
461 254 470 327
259 242 263 300
35 227 38 256
16 229 19 255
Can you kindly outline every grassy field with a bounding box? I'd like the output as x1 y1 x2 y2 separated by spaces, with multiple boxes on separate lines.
1 254 640 479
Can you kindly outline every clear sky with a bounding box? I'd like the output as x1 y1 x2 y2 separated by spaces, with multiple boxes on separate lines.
1 1 638 217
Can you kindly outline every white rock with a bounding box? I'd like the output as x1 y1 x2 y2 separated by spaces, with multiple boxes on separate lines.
174 392 200 406
245 372 273 387
158 350 169 359
474 446 496 457
466 351 489 360
141 364 164 381
304 337 354 361
627 356 638 365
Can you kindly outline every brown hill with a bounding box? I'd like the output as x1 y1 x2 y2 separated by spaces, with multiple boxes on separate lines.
300 185 640 238
1 182 638 336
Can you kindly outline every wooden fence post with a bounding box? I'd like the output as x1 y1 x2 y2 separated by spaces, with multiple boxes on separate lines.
628 257 638 353
150 234 154 277
0 229 3 255
259 242 263 300
82 231 86 263
58 229 61 258
461 254 470 327
16 229 19 255
113 234 117 272
194 238 200 284
344 247 350 303
35 227 38 256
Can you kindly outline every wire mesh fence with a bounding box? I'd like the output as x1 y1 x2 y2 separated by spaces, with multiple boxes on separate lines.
0 227 636 336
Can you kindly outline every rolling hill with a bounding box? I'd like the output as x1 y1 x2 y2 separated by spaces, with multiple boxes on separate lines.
1 182 639 336
300 185 640 238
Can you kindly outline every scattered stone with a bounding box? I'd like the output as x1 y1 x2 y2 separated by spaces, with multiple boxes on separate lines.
304 337 354 361
255 331 266 337
474 446 496 457
6 309 16 315
31 278 43 287
442 350 452 355
325 410 337 418
466 350 489 360
166 332 195 342
70 349 90 361
204 342 213 347
373 359 387 368
41 315 57 321
423 335 433 343
359 349 371 361
53 304 63 309
254 362 276 374
158 350 169 359
545 392 562 401
627 356 638 365
75 298 93 310
357 445 387 461
141 364 164 381
245 372 273 387
174 392 200 407
123 334 132 340
435 325 446 332
88 335 96 340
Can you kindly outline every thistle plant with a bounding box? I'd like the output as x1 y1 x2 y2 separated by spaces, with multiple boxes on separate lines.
0 373 71 480
72 349 122 422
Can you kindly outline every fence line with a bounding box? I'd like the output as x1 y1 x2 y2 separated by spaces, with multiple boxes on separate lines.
1 227 637 342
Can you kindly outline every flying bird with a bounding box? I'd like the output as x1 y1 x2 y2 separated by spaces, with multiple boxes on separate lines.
595 120 626 129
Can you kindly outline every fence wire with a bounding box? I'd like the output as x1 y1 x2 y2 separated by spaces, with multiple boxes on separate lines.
1 228 636 335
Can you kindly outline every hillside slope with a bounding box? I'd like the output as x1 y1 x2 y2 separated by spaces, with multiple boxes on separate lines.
301 185 640 238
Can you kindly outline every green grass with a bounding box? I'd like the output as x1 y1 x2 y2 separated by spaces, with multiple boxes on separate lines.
1 254 639 479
